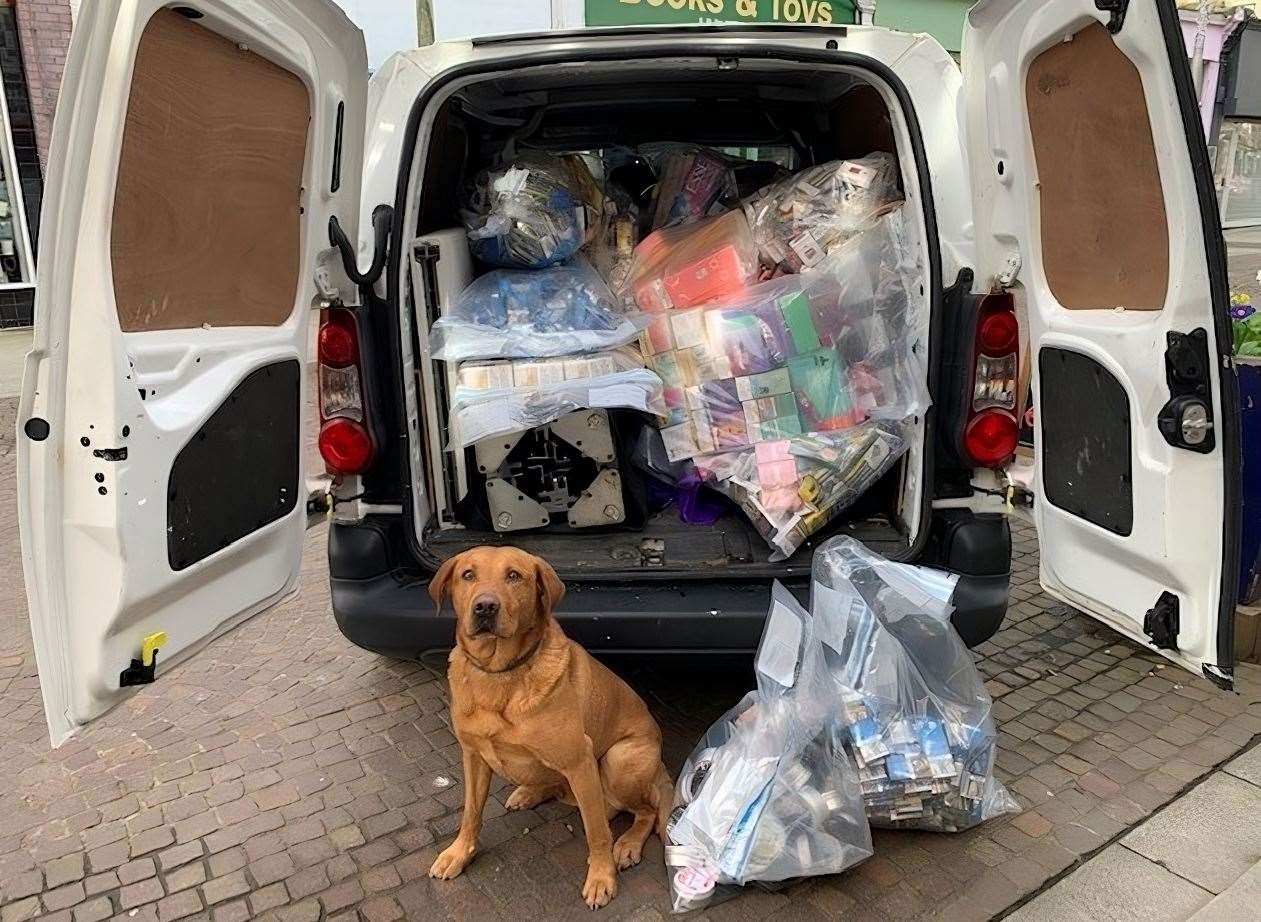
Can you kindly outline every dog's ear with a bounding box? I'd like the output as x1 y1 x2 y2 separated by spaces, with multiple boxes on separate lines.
534 556 566 617
428 555 460 612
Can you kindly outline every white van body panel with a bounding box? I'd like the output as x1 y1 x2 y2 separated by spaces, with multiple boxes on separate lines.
19 0 368 745
965 0 1237 680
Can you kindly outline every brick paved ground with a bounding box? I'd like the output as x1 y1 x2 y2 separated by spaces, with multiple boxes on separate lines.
1 404 1260 922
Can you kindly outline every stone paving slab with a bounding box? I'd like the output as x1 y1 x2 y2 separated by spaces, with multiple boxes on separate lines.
1119 772 1261 895
2 433 1261 920
1002 844 1213 922
1188 860 1261 922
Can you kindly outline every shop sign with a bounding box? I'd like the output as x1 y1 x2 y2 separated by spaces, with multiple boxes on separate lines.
585 0 856 28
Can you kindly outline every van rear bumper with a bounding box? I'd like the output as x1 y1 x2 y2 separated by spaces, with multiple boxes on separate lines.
328 511 1011 658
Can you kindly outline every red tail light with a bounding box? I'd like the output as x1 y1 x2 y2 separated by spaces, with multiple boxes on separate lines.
965 411 1019 467
961 294 1020 468
319 418 375 475
318 313 359 368
317 307 376 475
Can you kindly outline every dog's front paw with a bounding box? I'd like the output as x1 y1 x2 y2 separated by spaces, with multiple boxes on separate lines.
429 842 475 880
612 833 643 870
582 862 617 910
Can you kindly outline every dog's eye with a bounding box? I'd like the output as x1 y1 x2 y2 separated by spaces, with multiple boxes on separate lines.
460 569 474 581
506 569 522 582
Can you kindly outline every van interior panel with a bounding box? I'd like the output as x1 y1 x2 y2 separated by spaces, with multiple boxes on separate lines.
110 7 310 332
1025 22 1169 311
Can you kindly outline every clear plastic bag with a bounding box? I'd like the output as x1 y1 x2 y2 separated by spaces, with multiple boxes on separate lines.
461 155 594 269
647 210 928 463
585 181 640 292
449 347 665 448
623 209 761 313
811 538 1021 832
744 153 902 273
694 421 912 560
666 583 873 913
646 145 741 230
428 259 647 362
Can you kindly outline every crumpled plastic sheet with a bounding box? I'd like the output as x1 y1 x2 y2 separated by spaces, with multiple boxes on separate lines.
743 152 902 273
643 210 928 464
448 347 665 449
428 258 646 361
666 583 873 913
461 155 592 269
811 537 1021 832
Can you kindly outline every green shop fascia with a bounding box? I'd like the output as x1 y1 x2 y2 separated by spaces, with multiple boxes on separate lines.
584 0 971 54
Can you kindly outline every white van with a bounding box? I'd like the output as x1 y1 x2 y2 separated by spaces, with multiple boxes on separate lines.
18 0 1241 746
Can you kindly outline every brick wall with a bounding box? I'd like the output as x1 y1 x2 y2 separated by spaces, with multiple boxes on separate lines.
13 0 72 169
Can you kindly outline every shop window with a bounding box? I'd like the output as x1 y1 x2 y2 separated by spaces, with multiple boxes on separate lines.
0 0 38 291
110 8 310 333
1025 22 1169 311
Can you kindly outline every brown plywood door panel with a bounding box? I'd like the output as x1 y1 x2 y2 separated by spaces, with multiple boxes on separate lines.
110 8 311 332
1025 22 1169 311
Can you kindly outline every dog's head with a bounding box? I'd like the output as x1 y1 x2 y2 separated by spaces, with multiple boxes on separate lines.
428 546 566 643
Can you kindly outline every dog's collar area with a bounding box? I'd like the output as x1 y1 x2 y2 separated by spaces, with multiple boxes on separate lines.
465 631 546 675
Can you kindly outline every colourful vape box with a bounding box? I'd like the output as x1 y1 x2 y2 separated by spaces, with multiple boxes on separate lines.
663 244 751 309
736 367 793 402
779 290 821 353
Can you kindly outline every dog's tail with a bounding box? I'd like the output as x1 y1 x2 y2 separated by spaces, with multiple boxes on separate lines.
653 764 674 842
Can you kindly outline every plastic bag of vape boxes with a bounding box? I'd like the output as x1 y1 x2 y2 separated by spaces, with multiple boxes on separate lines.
448 347 666 448
744 153 902 273
811 537 1020 832
646 210 928 462
461 155 600 269
694 421 912 560
428 259 647 362
666 583 873 913
623 209 762 314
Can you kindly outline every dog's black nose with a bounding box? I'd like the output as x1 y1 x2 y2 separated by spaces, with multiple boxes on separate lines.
473 597 500 631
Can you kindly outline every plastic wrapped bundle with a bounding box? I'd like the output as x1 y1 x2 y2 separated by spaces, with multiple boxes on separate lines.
449 347 665 448
647 210 928 463
462 156 594 269
811 538 1020 832
648 146 741 230
744 153 902 273
428 260 646 361
667 584 873 913
585 182 640 292
623 210 761 313
694 421 912 560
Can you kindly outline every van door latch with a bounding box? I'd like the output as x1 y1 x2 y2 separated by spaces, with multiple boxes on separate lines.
120 631 168 687
1143 591 1179 650
1157 329 1215 454
1095 0 1128 34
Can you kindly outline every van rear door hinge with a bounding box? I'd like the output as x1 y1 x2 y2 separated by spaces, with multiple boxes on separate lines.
1143 591 1180 650
1095 0 1128 34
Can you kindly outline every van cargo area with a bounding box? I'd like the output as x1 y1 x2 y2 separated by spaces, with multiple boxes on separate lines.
397 57 935 579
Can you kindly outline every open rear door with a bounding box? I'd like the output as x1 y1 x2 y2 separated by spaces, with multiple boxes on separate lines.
963 0 1241 686
18 1 366 744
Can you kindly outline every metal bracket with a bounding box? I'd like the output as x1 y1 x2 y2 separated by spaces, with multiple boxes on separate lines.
485 478 551 532
1095 0 1128 34
550 411 615 464
567 469 625 528
1143 591 1180 650
996 252 1021 288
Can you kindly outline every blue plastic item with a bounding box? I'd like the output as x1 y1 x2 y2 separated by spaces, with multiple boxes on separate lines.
1239 358 1261 605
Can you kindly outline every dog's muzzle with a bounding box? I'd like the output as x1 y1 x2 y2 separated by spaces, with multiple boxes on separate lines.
472 596 501 634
